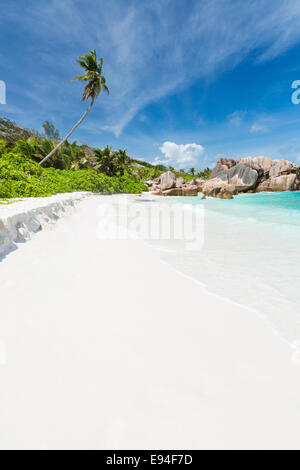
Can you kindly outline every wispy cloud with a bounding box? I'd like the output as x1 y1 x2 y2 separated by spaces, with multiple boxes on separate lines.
228 111 247 127
250 123 268 133
3 0 300 138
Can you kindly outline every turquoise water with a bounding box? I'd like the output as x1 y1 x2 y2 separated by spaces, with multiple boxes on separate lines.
182 191 300 227
152 192 300 345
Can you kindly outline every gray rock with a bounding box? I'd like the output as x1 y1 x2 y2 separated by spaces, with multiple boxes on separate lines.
202 178 229 195
228 163 258 191
252 156 273 172
210 165 229 182
143 180 155 187
151 189 163 196
195 177 205 185
162 188 183 196
216 158 237 169
269 160 296 177
182 185 198 196
194 177 205 192
159 171 176 190
239 157 262 173
256 174 297 192
175 177 185 188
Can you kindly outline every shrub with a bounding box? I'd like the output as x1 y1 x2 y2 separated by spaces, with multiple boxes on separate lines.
0 152 147 198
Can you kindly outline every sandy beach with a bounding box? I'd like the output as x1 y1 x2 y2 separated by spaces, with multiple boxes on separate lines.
0 194 300 450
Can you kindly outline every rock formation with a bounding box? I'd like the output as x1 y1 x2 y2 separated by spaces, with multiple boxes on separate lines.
144 171 203 196
204 157 300 198
159 171 176 191
143 157 300 198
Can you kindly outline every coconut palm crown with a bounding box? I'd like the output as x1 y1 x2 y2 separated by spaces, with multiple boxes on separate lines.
72 50 109 102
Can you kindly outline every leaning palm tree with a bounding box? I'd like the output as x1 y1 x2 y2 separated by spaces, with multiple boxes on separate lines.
39 50 109 166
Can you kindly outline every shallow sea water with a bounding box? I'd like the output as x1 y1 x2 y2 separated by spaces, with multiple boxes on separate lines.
142 192 300 345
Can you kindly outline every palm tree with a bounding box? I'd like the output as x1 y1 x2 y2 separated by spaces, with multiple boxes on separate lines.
117 149 129 176
39 50 109 166
94 146 117 176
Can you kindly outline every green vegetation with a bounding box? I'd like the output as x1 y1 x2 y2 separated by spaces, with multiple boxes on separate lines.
0 116 211 199
0 116 41 143
42 121 60 141
0 49 211 199
0 149 146 198
175 167 212 181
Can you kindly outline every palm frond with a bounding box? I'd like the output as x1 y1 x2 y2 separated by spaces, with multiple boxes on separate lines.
72 50 109 102
71 74 89 82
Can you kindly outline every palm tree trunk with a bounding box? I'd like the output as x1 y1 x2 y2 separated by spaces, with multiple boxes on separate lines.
39 99 94 166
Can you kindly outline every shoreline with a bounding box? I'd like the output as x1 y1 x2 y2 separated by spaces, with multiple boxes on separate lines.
1 191 300 346
0 192 91 259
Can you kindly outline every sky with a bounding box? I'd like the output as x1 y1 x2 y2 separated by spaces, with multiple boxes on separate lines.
2 0 300 170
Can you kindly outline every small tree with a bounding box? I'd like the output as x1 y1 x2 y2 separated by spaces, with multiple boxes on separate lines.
117 149 129 176
42 121 60 141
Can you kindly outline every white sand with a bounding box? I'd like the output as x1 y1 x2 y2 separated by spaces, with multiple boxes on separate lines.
0 192 90 257
0 194 300 450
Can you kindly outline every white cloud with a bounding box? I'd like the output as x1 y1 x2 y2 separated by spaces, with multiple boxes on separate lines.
154 142 204 168
250 123 268 133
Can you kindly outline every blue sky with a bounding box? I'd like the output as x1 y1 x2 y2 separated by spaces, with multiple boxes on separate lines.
2 0 300 170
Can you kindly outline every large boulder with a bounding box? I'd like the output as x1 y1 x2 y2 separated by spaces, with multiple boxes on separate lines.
195 177 206 192
202 178 226 195
228 163 258 191
202 178 235 196
211 184 235 199
151 189 163 196
210 165 229 182
195 177 205 185
256 174 297 192
296 168 300 190
159 171 176 190
162 188 183 196
216 158 237 170
239 157 263 173
182 185 198 196
175 177 185 188
269 160 296 177
217 188 234 199
202 182 235 199
143 180 155 187
252 156 274 173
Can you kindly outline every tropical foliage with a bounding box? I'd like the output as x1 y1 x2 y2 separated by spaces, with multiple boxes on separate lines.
42 121 60 141
0 112 211 199
0 117 40 144
0 148 146 198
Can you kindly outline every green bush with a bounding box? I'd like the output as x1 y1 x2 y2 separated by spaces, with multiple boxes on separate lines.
0 152 147 198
